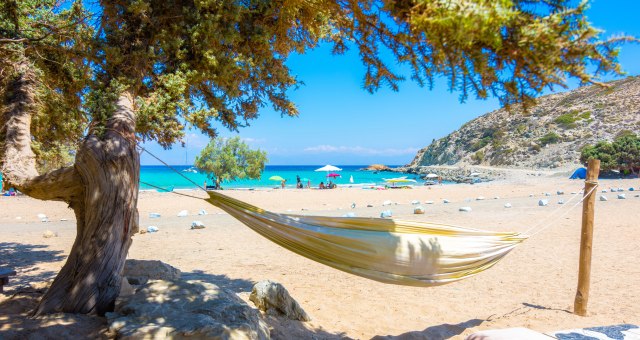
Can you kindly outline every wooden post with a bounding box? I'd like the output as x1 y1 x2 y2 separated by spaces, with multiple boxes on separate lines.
574 158 600 316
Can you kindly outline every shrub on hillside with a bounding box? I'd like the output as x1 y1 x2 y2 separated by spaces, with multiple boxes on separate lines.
539 132 561 146
580 133 640 173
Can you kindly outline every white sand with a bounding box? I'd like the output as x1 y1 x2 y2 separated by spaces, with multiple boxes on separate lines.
1 172 639 338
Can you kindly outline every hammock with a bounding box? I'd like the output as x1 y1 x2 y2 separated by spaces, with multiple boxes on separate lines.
206 191 527 287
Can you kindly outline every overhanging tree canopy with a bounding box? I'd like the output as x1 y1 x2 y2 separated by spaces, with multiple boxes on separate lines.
0 0 634 315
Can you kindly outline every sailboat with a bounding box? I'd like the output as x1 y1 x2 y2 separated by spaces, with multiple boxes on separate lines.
181 136 198 173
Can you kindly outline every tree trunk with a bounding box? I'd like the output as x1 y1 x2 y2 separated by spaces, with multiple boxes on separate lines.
1 61 139 315
34 94 140 315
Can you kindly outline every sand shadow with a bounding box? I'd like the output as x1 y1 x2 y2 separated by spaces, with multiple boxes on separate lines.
371 319 484 340
0 242 66 292
522 302 571 314
264 315 352 339
0 286 108 339
181 269 255 293
180 270 351 338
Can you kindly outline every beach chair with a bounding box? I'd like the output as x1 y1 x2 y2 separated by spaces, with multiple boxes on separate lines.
0 268 17 292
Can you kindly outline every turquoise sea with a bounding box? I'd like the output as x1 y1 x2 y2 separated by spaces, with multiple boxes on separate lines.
140 165 422 190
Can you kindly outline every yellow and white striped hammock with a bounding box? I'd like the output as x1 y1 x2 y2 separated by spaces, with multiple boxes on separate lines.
206 191 527 287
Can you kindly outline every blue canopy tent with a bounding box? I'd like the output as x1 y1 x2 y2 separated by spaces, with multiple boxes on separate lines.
570 167 587 179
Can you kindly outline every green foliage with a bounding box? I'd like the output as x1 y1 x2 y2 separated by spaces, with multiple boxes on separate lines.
0 0 93 158
554 113 579 129
194 137 267 189
31 141 75 172
579 111 591 120
470 138 490 152
470 127 505 151
580 133 640 172
539 132 561 146
471 150 484 164
554 110 592 129
1 0 634 164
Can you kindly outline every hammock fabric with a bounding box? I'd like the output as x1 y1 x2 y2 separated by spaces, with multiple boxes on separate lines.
206 191 527 287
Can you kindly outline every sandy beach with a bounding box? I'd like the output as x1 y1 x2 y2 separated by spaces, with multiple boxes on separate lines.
1 170 639 339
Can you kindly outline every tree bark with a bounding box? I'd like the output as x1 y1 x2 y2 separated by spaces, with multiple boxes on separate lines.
34 93 140 315
1 60 140 315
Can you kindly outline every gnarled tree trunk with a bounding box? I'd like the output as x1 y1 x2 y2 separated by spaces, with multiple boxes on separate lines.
1 62 139 315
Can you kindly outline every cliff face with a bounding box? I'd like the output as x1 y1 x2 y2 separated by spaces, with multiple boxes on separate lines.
407 76 640 170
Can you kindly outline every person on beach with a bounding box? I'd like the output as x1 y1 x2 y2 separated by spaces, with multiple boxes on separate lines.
307 179 311 188
319 182 325 189
281 179 286 189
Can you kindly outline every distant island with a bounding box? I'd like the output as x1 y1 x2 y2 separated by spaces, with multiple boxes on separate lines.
361 164 392 171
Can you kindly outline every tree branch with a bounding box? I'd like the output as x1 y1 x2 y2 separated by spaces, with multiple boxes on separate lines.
0 60 82 201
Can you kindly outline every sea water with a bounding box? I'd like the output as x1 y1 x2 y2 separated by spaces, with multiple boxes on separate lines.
139 165 424 190
0 165 435 191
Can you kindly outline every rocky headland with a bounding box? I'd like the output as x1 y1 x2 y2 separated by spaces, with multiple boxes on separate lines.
398 76 640 181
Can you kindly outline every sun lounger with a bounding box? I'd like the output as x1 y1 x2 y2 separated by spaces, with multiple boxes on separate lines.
547 324 640 340
466 324 640 340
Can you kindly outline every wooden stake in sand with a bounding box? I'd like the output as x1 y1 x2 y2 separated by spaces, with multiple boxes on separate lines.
574 158 600 316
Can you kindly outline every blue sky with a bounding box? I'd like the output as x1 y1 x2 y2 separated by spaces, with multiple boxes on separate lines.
142 0 640 166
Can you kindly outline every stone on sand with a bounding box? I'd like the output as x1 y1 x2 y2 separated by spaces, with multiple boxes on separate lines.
177 210 188 217
42 230 58 238
191 221 205 229
413 206 425 214
123 259 181 282
108 279 269 339
504 203 512 208
459 207 472 212
249 280 311 322
600 195 608 201
538 199 548 206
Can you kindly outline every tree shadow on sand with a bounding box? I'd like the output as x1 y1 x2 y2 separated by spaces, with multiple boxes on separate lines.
0 242 66 292
181 269 255 293
180 269 350 339
372 319 484 340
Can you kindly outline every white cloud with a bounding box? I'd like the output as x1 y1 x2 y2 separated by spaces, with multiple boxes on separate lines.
242 137 266 144
303 145 419 156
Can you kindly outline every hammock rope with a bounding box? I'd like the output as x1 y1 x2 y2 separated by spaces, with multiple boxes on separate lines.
137 146 597 287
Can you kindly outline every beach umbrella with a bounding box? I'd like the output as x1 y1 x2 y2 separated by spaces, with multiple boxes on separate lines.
425 173 439 179
269 175 285 182
315 165 342 172
326 173 341 178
